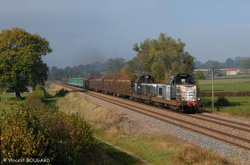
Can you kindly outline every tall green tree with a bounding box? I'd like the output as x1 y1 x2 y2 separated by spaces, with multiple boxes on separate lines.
105 58 126 77
0 28 52 99
127 39 151 77
129 33 195 82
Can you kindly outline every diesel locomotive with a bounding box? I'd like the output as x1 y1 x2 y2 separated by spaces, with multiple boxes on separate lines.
61 74 203 113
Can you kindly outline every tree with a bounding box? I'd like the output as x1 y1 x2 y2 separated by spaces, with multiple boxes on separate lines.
51 69 67 80
68 67 82 77
235 56 243 66
242 57 250 73
225 58 236 67
119 67 135 79
195 71 206 80
51 66 58 75
0 28 52 99
126 39 151 77
129 33 195 82
87 70 102 77
104 58 127 77
209 61 221 77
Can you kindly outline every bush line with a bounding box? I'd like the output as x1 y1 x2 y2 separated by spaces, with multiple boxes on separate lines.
199 91 250 97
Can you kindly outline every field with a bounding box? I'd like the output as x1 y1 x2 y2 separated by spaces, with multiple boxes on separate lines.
0 93 28 116
198 76 250 91
198 75 250 118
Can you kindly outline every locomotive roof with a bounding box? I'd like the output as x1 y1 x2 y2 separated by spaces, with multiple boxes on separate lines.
172 74 192 78
132 75 156 84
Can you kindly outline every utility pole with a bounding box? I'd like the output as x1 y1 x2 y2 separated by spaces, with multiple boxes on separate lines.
212 68 214 111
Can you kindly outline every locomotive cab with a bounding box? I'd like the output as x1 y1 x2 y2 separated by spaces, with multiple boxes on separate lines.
166 74 202 112
166 74 196 100
132 75 155 95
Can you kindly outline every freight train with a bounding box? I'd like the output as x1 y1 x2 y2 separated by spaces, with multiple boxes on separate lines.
61 74 203 113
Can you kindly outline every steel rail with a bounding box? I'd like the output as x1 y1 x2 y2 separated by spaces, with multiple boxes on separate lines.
54 82 250 151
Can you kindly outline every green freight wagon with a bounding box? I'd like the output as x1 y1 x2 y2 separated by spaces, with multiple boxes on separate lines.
68 77 84 87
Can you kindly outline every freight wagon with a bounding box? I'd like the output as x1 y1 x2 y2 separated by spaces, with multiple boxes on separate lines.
61 74 203 112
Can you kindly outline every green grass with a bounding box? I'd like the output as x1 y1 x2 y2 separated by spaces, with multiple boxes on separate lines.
201 96 250 118
198 78 250 85
198 75 250 91
199 82 250 91
198 77 250 91
0 93 28 115
96 140 145 165
117 135 174 165
216 74 250 79
202 96 250 106
198 76 250 118
218 97 250 116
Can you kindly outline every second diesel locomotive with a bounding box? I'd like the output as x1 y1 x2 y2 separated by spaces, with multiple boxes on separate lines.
61 74 203 113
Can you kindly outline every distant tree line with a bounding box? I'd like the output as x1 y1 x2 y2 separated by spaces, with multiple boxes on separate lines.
195 57 250 70
49 62 105 80
49 58 128 80
194 57 250 79
49 33 250 82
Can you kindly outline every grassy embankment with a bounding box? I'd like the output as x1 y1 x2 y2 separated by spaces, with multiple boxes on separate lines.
0 83 244 164
48 83 237 165
198 75 250 119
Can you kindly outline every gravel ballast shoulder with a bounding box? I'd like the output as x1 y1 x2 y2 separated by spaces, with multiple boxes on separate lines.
77 92 250 163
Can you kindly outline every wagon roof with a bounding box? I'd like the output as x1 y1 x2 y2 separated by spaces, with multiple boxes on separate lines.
103 77 114 80
114 77 128 81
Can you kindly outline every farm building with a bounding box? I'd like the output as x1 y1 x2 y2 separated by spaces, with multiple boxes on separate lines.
226 68 240 75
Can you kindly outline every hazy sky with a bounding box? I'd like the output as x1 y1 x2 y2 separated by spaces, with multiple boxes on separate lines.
1 0 250 68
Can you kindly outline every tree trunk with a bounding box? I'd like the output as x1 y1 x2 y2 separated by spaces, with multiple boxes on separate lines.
15 91 22 100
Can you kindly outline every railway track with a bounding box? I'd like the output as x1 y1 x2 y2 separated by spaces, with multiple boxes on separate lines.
54 82 250 151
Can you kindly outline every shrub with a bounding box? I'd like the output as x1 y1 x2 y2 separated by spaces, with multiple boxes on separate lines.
55 88 69 97
26 85 47 107
1 96 95 164
48 112 94 164
217 97 231 106
26 96 44 107
30 106 95 164
1 106 50 160
199 91 250 97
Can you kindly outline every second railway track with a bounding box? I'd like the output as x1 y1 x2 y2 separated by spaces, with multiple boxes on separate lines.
55 82 250 152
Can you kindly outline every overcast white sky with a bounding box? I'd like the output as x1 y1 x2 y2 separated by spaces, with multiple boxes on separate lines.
1 0 250 68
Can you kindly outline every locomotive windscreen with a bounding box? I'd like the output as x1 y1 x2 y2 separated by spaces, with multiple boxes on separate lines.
134 75 156 84
167 74 195 85
176 75 195 84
